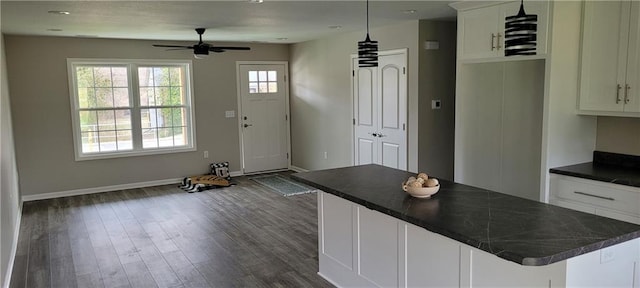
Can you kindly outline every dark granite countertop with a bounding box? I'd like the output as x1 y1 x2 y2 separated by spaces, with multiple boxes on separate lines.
549 152 640 188
292 164 640 266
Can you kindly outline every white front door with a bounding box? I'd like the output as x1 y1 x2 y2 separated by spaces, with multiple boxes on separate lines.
353 50 407 170
238 63 289 174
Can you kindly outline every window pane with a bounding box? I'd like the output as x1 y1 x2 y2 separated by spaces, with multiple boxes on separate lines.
268 82 278 93
249 71 258 82
142 128 158 148
78 88 96 108
169 67 182 86
169 86 183 105
249 82 258 93
258 71 267 81
76 67 94 88
116 130 133 150
155 87 171 106
81 132 99 153
97 110 116 131
140 109 157 128
157 108 172 127
112 67 128 87
172 108 185 127
268 71 277 81
153 67 170 86
95 88 114 108
98 131 117 152
138 67 153 86
157 128 173 147
113 88 129 107
93 67 113 87
139 87 153 106
115 110 131 130
173 127 186 146
259 82 268 93
79 111 97 132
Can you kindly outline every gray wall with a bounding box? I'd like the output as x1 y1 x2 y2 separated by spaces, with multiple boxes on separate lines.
1 34 21 288
289 21 420 172
596 117 640 156
4 35 288 196
417 20 456 180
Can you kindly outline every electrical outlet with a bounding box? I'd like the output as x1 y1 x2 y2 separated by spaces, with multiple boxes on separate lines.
432 100 441 109
204 151 209 159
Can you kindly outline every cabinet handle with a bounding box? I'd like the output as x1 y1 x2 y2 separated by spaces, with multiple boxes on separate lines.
625 84 631 104
574 191 615 201
491 33 496 51
496 33 502 50
616 84 622 104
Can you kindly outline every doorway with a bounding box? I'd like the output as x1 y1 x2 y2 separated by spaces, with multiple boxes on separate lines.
237 62 290 174
352 49 408 170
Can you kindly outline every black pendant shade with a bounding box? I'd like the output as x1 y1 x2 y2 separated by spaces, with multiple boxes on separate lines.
358 0 378 67
504 0 538 56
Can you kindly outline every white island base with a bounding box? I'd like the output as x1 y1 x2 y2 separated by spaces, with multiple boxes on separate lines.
318 192 640 287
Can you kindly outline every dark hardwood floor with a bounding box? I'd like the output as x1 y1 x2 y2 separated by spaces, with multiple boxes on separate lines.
9 173 333 288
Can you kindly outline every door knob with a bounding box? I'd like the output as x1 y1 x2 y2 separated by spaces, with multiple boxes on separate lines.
244 124 252 128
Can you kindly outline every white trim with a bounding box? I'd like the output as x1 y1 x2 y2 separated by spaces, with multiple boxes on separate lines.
22 178 183 201
21 170 245 202
66 58 197 161
235 61 291 174
289 165 309 173
2 201 22 288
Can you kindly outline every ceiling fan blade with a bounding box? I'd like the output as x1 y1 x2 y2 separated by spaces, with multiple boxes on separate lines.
152 44 193 49
209 46 251 51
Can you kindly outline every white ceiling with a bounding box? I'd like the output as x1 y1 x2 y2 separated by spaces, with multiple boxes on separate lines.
0 1 456 44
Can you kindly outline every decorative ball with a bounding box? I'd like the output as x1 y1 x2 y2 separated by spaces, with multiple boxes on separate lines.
425 178 439 187
417 172 429 181
409 181 423 188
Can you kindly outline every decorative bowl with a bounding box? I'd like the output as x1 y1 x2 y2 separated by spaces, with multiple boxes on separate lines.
402 182 440 198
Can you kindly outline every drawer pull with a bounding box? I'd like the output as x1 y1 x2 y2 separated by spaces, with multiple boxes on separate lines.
574 191 615 201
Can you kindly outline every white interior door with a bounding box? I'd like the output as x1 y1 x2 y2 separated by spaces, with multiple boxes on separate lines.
238 63 289 174
353 50 407 170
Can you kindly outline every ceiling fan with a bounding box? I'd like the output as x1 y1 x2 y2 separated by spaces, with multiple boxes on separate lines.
153 28 250 59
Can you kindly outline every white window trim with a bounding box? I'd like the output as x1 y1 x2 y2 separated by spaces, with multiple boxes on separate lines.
67 58 197 161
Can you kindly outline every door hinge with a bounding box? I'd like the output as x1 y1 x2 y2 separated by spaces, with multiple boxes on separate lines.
403 123 405 131
353 118 356 125
403 67 406 75
285 114 288 121
287 153 289 159
284 75 287 82
352 70 355 77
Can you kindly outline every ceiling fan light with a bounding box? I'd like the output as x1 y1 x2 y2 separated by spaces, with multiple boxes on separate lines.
194 53 209 59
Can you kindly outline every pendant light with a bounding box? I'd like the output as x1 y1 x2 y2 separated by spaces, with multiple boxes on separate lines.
358 0 378 67
504 0 537 56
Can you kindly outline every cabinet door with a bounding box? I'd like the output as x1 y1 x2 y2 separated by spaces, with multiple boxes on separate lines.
625 1 640 112
459 6 500 60
501 0 549 56
357 206 398 287
320 192 354 270
579 1 631 112
405 224 459 287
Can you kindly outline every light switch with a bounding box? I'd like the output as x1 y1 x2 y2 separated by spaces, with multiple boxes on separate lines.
424 41 440 50
225 110 236 118
432 100 441 110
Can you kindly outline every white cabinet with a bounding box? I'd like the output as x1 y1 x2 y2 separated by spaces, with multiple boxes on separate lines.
579 1 640 115
550 174 640 225
356 207 399 287
455 1 549 61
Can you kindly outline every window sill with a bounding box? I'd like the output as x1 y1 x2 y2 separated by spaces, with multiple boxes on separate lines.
75 146 197 161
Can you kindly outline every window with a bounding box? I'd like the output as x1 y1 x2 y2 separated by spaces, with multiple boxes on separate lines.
248 70 278 93
68 59 195 160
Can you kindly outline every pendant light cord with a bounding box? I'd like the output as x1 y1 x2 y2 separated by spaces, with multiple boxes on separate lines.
366 0 370 34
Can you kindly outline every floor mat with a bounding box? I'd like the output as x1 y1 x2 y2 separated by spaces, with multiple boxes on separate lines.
251 175 317 196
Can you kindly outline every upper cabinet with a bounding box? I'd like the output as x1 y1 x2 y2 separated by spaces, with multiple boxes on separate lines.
454 1 549 61
578 1 640 116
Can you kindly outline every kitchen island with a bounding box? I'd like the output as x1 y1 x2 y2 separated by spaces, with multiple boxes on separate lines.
292 164 640 287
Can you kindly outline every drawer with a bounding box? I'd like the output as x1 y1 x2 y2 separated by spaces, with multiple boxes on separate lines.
550 198 596 214
551 175 640 216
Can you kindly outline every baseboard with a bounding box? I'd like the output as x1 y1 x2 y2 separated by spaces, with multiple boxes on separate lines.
21 178 183 202
230 170 243 177
3 201 22 288
289 165 309 173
